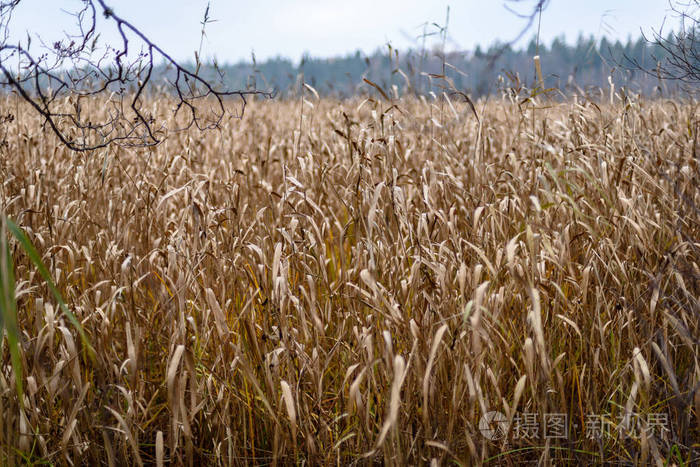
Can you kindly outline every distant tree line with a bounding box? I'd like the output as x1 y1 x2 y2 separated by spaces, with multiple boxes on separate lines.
173 33 685 99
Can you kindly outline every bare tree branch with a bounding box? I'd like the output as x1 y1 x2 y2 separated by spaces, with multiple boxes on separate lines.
480 0 549 66
0 0 272 151
621 0 700 86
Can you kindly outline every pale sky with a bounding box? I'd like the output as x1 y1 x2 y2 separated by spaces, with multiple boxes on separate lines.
8 1 679 65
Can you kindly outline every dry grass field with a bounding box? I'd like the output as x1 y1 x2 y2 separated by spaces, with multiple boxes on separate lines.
0 92 698 465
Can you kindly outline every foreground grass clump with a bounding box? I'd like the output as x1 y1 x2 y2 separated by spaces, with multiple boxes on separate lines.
0 93 698 464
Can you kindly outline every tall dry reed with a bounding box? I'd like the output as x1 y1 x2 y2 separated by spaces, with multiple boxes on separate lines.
0 91 698 464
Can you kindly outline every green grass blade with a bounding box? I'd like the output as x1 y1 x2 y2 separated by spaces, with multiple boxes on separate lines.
0 220 23 398
5 218 95 361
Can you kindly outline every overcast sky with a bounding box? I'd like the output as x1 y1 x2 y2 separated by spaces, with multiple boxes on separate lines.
8 1 678 64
